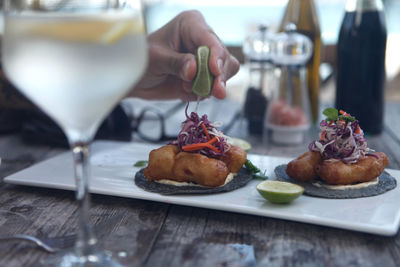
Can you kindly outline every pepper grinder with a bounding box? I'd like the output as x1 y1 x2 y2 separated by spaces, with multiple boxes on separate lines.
265 23 313 145
242 24 274 135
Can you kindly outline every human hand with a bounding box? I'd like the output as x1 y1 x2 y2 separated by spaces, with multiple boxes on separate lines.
130 10 240 101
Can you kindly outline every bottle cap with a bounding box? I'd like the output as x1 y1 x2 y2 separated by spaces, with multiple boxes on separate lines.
271 23 313 66
242 23 274 62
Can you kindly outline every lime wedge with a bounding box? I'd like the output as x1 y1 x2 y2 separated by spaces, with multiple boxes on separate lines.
228 137 252 152
256 180 304 204
192 46 214 97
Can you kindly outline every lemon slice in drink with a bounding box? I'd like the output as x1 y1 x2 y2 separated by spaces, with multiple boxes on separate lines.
23 16 144 44
100 21 141 44
228 137 252 152
192 46 214 97
257 180 304 204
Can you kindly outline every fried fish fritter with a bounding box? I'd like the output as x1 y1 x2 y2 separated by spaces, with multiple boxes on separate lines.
143 145 179 180
222 145 248 173
173 152 229 187
315 152 389 185
144 144 247 187
286 151 322 182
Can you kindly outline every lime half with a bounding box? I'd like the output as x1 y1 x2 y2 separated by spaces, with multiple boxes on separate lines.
257 180 304 204
192 46 214 97
228 137 252 152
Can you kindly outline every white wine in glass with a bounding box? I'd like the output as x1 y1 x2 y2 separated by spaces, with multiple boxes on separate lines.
2 0 147 266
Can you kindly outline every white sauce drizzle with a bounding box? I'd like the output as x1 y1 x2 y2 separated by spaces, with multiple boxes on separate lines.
312 177 379 190
155 173 237 187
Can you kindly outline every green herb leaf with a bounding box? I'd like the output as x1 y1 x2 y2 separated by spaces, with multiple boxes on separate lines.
253 171 268 180
245 159 260 174
322 108 338 122
134 160 148 167
339 115 355 122
245 159 269 180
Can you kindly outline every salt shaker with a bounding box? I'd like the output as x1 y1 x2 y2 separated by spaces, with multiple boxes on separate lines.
242 24 274 135
265 23 313 145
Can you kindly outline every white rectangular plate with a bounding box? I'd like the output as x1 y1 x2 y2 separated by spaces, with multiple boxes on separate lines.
5 141 400 236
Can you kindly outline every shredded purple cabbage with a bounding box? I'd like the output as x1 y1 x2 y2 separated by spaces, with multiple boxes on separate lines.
309 118 371 163
169 105 228 158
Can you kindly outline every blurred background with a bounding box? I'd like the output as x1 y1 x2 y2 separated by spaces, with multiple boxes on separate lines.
1 0 399 144
143 0 400 103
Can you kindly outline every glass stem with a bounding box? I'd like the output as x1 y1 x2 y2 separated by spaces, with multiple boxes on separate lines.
72 143 98 256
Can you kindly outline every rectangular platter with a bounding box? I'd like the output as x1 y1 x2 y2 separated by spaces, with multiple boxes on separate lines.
5 141 400 236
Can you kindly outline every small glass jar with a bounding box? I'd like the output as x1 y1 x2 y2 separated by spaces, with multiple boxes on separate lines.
265 23 313 145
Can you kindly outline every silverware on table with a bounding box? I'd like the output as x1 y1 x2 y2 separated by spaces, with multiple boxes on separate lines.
0 234 75 253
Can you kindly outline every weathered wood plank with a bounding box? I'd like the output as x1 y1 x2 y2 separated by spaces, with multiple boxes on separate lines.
0 187 171 266
142 203 400 267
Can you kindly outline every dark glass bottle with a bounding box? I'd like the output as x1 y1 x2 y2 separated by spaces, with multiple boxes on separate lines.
336 0 387 134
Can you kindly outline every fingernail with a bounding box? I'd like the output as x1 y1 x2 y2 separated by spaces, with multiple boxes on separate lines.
183 60 191 80
217 59 223 74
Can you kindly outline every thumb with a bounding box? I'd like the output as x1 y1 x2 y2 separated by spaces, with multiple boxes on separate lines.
148 43 196 82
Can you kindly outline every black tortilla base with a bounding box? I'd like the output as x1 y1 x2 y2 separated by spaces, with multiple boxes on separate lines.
274 164 397 199
135 167 253 195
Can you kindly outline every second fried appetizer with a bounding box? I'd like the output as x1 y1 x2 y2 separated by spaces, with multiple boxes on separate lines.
286 108 389 185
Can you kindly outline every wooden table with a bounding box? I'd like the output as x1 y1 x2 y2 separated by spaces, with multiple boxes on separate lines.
1 100 400 267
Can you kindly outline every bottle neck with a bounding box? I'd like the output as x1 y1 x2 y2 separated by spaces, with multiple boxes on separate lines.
281 0 320 34
345 0 384 12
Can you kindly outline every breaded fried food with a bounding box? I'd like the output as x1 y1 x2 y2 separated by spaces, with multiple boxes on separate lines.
144 144 247 187
222 145 247 173
173 152 229 187
315 152 389 185
286 151 322 182
144 145 179 180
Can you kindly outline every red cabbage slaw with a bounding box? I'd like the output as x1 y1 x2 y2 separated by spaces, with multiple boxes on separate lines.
309 117 371 163
170 105 229 158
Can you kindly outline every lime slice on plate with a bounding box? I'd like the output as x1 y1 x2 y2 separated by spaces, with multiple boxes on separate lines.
228 137 252 152
192 46 214 97
257 180 304 204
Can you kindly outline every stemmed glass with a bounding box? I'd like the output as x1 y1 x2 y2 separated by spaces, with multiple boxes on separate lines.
2 0 147 266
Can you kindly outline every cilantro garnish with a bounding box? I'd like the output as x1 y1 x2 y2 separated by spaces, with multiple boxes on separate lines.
253 170 268 180
245 159 260 173
134 160 148 167
323 108 338 121
323 108 355 122
245 159 268 180
339 115 355 122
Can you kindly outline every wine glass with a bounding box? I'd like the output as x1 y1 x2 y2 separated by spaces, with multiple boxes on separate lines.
2 0 147 266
